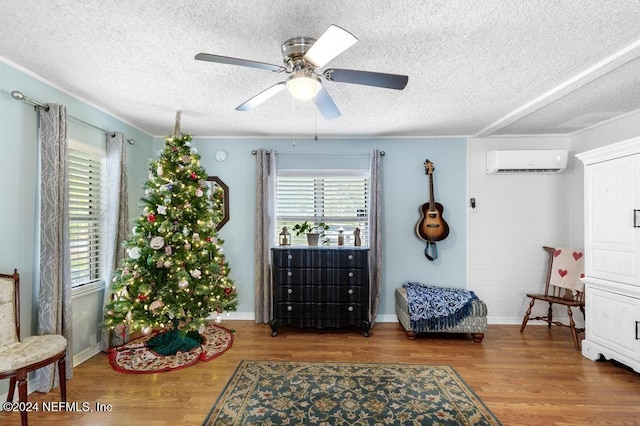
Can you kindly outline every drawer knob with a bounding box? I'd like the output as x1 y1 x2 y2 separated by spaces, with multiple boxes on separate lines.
287 271 292 277
348 272 354 278
288 254 293 260
287 305 292 311
348 289 354 295
287 288 293 294
348 306 354 312
348 254 353 260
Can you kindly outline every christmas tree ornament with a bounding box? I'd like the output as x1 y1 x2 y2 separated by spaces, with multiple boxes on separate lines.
178 280 189 289
150 236 165 250
128 247 142 259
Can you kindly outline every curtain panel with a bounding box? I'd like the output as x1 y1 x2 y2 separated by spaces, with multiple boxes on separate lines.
36 104 73 391
254 149 277 323
102 132 129 349
368 149 383 326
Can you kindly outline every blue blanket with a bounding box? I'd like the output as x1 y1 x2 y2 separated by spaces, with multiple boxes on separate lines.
403 282 478 331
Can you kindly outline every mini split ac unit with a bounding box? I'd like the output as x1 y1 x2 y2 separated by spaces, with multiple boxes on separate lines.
486 150 568 174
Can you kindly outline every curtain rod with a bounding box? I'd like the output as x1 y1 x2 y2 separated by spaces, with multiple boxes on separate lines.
251 150 385 156
11 90 135 145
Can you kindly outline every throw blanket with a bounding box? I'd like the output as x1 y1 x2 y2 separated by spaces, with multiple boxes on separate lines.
404 282 478 331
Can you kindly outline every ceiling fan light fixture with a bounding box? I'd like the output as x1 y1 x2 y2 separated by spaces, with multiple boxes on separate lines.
286 72 321 100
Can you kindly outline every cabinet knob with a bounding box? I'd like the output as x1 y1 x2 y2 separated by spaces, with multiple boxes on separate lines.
287 254 293 260
348 254 353 260
287 271 292 277
348 306 354 312
348 289 354 295
287 305 292 311
287 288 293 294
348 272 354 278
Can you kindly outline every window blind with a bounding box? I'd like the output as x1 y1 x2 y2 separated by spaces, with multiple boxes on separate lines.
69 144 105 287
276 174 369 246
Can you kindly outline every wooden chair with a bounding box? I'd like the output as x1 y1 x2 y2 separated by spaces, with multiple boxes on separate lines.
0 269 67 426
520 246 586 350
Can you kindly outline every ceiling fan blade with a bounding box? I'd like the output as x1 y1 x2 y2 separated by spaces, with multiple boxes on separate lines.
195 53 286 73
313 86 341 120
236 81 287 111
324 68 408 90
303 25 357 68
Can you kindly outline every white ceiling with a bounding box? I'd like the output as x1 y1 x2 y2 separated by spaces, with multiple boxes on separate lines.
2 1 640 138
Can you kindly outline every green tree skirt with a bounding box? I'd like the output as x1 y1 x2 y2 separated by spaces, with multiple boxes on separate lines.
147 329 204 356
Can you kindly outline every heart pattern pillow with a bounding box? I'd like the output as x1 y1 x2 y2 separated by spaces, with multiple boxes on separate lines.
549 248 585 292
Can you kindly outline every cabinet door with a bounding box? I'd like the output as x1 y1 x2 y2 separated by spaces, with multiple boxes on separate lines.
584 155 640 285
586 286 640 360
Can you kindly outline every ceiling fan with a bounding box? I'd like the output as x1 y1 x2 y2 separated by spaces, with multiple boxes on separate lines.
195 25 408 120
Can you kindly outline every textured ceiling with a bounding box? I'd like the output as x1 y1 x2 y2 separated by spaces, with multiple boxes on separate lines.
2 1 640 138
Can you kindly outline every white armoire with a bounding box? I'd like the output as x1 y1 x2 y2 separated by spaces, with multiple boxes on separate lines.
576 137 640 373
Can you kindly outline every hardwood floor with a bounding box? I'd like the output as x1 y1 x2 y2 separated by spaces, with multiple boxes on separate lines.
4 321 640 425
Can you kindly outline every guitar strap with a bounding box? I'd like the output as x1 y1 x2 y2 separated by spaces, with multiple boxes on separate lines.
424 241 438 261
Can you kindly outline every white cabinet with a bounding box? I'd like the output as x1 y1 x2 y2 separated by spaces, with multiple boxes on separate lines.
577 137 640 373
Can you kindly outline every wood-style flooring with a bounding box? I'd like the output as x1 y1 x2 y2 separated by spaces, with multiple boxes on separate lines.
4 321 640 425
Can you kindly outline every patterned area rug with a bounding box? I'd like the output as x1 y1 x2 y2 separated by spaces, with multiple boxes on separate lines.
108 322 233 374
203 360 501 425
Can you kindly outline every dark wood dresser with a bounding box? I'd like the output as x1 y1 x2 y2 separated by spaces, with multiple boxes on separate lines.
270 247 371 336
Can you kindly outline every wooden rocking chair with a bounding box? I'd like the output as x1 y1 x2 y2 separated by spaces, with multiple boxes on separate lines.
520 246 586 350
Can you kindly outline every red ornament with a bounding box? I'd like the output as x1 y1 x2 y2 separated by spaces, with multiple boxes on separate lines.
147 213 156 222
138 294 148 302
190 172 197 180
223 288 233 295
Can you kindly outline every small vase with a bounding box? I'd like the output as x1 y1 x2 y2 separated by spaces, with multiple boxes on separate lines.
307 233 319 246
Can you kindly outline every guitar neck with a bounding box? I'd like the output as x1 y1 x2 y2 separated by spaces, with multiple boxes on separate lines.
428 172 436 210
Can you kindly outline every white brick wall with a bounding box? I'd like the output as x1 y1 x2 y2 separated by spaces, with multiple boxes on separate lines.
467 136 574 324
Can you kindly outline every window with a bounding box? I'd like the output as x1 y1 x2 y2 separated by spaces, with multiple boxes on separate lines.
68 140 106 288
276 170 369 246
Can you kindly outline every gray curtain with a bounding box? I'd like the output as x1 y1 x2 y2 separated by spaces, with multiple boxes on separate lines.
254 149 277 323
35 104 73 391
368 150 383 327
101 132 129 350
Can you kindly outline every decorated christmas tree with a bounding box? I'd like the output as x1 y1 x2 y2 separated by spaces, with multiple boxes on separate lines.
103 131 237 354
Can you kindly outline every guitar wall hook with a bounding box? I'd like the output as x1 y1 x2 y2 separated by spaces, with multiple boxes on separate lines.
415 159 449 260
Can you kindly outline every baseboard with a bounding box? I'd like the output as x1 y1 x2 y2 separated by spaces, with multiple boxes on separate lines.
74 344 102 367
213 312 580 326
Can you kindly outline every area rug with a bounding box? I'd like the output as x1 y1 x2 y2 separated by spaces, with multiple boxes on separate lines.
108 322 233 374
203 360 501 425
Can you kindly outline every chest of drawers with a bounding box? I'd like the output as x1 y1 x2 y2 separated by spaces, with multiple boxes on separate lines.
270 247 371 336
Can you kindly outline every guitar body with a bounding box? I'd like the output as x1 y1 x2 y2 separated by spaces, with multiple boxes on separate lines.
415 159 450 242
416 202 449 242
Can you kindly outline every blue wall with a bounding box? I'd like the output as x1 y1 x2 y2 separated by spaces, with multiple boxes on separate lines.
0 60 154 395
1 57 468 377
151 136 468 319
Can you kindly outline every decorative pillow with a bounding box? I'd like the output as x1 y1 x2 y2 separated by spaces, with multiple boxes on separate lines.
549 248 585 292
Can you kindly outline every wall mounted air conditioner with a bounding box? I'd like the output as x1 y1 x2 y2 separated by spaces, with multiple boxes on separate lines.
486 150 568 174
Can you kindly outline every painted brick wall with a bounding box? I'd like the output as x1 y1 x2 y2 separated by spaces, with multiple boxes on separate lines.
467 136 574 324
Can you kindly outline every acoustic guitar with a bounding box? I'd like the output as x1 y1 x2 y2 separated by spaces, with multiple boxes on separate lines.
415 159 449 242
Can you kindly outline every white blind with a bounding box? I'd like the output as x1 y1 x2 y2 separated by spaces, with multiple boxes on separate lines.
69 143 105 287
276 173 369 246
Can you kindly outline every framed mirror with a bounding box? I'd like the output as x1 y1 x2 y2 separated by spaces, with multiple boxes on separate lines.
207 176 229 230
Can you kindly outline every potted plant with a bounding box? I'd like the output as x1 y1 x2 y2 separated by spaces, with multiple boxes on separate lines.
292 221 330 246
